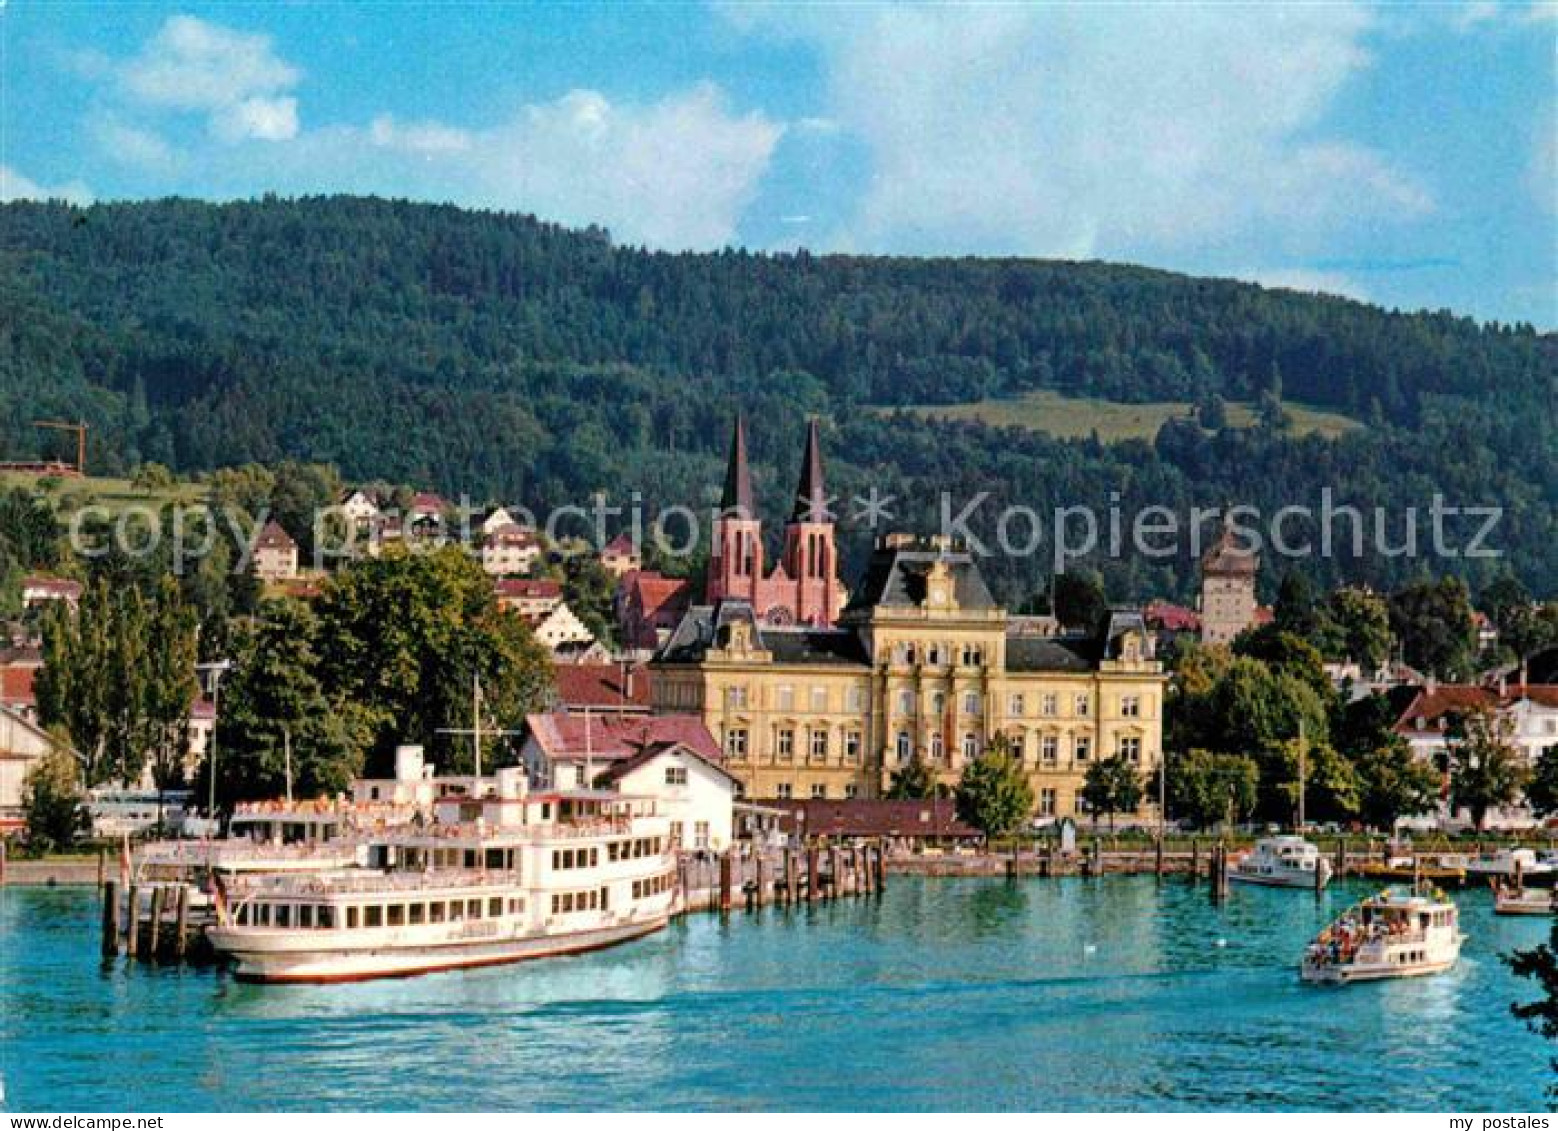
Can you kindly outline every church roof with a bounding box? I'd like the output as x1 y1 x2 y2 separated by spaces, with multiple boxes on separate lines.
720 415 755 515
789 419 829 522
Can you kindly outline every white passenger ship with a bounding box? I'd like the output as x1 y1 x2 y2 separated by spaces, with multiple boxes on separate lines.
1301 887 1463 984
206 767 678 983
1230 836 1333 890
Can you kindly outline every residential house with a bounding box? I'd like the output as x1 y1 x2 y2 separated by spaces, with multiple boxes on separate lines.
0 706 68 832
551 662 653 715
594 739 738 852
599 532 641 579
521 712 721 792
522 602 597 654
616 570 693 656
21 575 82 612
480 524 543 577
495 578 562 619
252 521 299 582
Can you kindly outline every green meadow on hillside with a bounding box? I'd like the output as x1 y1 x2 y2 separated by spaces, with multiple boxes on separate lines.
890 390 1365 443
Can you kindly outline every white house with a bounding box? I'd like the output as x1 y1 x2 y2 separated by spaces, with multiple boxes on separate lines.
526 602 597 654
0 705 69 831
482 525 543 577
594 740 738 852
521 712 721 793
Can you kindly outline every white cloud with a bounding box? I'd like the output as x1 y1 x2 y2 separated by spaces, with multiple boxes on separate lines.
729 4 1430 259
88 115 180 173
0 166 93 206
118 15 300 141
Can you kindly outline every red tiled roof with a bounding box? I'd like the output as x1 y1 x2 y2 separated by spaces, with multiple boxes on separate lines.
23 575 83 598
602 532 636 556
411 491 448 513
1393 683 1558 732
769 799 979 840
1201 525 1259 575
487 523 539 545
623 571 692 617
495 578 561 600
1253 605 1275 626
1 666 36 706
525 712 720 763
553 663 652 710
1144 601 1201 632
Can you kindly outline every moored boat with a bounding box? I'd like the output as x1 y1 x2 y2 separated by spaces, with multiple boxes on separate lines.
1459 848 1555 888
1301 887 1462 984
1493 880 1558 916
206 768 678 983
1230 836 1333 890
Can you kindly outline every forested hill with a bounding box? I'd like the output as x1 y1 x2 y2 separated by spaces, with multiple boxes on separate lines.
1 195 1553 600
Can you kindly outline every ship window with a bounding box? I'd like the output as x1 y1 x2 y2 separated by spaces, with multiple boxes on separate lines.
364 906 383 928
488 897 503 917
464 850 478 869
387 904 405 927
448 900 463 922
429 901 445 923
276 904 292 928
347 906 359 929
485 849 504 869
467 899 482 919
318 906 334 929
409 903 425 925
299 905 314 928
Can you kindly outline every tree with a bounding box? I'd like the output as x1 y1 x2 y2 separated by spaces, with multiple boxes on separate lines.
312 547 553 774
1321 586 1393 669
1507 921 1558 1103
1081 755 1145 830
142 576 200 791
887 753 938 800
1389 577 1476 678
1527 745 1558 820
208 601 368 806
21 741 82 853
955 736 1034 840
1351 738 1440 831
1053 570 1108 634
1168 749 1258 829
560 552 617 647
1197 392 1228 430
35 579 117 784
130 462 175 491
1274 572 1320 638
1445 707 1528 832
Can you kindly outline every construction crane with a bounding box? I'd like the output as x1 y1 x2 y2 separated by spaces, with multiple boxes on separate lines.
32 420 87 475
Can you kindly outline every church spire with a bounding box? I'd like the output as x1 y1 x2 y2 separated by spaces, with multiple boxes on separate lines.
789 418 828 523
720 414 755 516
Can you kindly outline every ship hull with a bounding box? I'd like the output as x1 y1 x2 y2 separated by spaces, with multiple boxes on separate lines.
1301 955 1458 984
1229 869 1330 890
212 916 668 983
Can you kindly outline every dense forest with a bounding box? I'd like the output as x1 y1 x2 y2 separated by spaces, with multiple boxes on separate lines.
0 196 1552 602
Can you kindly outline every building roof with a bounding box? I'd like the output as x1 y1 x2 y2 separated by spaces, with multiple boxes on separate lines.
486 523 540 546
623 571 692 616
602 532 637 557
494 578 561 600
1394 683 1558 733
1201 520 1259 575
0 665 36 707
552 663 652 711
22 575 83 599
411 491 448 513
842 535 997 614
770 798 979 840
656 600 870 666
255 520 296 551
593 739 737 787
720 415 755 516
1144 600 1202 632
525 712 721 763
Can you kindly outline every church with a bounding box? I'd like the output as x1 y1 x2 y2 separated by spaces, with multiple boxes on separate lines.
705 416 844 627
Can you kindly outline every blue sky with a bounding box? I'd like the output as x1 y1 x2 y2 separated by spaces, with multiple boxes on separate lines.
2 1 1553 326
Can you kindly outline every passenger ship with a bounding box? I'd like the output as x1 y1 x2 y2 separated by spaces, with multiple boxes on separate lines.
205 767 678 983
1301 887 1462 984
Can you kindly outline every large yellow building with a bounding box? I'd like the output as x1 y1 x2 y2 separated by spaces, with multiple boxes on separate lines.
652 534 1167 822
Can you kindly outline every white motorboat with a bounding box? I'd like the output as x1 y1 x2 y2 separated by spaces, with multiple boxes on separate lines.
1493 881 1558 916
1301 887 1463 984
1230 836 1333 890
1460 848 1554 888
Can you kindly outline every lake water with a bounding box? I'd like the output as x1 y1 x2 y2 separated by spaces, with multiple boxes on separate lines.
1 876 1550 1111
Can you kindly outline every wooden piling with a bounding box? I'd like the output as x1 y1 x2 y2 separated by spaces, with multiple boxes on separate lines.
100 880 120 959
806 845 820 903
828 846 841 900
1335 838 1347 880
718 850 733 912
124 885 140 958
756 856 770 907
97 848 107 890
147 887 164 960
0 838 7 885
1155 836 1165 878
175 886 190 961
875 839 887 892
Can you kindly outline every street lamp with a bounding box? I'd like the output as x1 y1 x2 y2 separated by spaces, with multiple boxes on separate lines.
197 659 234 827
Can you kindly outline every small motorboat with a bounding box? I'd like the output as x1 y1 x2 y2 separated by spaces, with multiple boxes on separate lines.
1302 886 1463 985
1459 848 1554 888
1230 836 1333 890
1493 880 1558 916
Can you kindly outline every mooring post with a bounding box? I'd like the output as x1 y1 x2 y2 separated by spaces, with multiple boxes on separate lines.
718 850 733 913
1155 835 1165 879
97 848 107 891
175 885 190 961
125 885 140 958
876 838 888 893
1336 838 1347 880
806 844 820 903
101 880 120 959
147 887 164 960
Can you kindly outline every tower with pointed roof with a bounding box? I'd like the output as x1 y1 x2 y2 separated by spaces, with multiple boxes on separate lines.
708 415 764 608
1198 514 1259 644
705 414 843 627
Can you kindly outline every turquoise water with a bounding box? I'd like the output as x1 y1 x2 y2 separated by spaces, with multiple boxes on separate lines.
1 876 1551 1111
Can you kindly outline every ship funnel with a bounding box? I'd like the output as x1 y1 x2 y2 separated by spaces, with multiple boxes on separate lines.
394 745 426 783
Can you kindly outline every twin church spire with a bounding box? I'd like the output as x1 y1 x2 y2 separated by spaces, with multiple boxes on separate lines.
709 415 841 627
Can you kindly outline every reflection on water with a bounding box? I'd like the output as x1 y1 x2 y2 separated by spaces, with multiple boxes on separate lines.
0 877 1548 1111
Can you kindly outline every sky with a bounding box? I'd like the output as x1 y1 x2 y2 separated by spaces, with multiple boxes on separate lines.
2 1 1553 327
